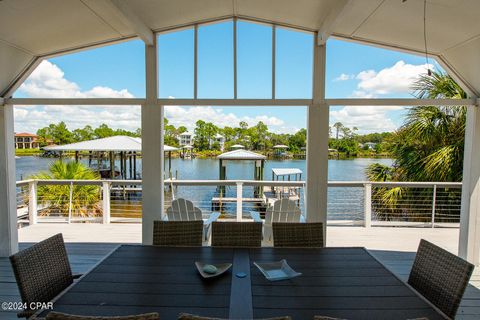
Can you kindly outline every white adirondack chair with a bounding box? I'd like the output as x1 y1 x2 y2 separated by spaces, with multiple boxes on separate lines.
166 198 220 240
250 198 304 241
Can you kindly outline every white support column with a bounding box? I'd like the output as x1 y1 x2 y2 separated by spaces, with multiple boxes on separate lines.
306 42 329 242
142 37 164 245
459 105 480 264
0 104 18 256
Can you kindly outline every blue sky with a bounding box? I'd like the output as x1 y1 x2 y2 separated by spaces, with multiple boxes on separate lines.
14 20 441 135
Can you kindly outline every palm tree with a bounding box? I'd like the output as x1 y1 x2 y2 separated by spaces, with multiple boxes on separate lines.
29 160 101 218
333 122 343 140
395 71 466 182
366 70 467 222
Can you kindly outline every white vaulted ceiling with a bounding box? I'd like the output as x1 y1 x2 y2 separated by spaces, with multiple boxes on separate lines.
1 0 479 96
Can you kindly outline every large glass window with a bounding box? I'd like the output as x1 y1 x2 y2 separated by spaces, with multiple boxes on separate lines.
237 21 272 99
275 28 313 99
158 28 194 98
14 39 145 98
198 20 234 98
325 38 443 99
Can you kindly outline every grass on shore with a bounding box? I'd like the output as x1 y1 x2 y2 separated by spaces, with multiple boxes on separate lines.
15 148 42 156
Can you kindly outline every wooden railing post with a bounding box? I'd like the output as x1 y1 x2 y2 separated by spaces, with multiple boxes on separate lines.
236 182 243 221
364 183 372 228
28 181 38 225
102 181 111 224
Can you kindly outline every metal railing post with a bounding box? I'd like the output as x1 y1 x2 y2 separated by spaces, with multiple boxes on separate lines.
364 183 372 228
28 181 38 225
236 182 243 221
68 182 73 223
431 184 437 228
102 181 111 224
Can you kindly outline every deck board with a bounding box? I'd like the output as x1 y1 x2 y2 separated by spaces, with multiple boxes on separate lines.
0 225 478 319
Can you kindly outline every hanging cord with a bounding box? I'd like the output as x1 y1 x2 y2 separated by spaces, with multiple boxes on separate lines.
423 0 432 76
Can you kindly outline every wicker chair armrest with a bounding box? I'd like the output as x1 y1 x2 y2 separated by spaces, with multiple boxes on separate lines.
249 211 262 222
204 212 221 225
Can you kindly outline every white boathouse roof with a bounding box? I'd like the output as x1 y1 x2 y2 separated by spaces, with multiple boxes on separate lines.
217 149 266 160
44 136 178 152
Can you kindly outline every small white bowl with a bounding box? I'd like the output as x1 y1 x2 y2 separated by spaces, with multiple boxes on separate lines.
195 261 232 279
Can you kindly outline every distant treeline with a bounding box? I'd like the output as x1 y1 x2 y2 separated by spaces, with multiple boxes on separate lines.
35 120 393 155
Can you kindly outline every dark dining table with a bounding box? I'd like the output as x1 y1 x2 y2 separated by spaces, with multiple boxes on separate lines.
38 245 447 320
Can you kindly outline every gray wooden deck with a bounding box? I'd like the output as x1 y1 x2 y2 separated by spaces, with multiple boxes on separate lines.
1 225 479 319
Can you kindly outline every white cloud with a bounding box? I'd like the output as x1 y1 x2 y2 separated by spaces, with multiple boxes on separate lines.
328 61 433 133
330 105 404 133
15 60 139 133
356 61 432 96
14 105 142 133
334 73 355 81
165 105 285 132
14 61 294 134
18 61 134 98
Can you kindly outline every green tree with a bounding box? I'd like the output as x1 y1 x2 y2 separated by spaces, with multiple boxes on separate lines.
37 122 73 145
366 71 467 222
221 126 237 143
288 129 307 152
177 126 188 135
380 71 467 182
194 120 218 150
94 123 115 138
36 126 54 147
30 161 101 217
164 118 180 146
248 121 269 150
72 125 95 142
333 122 343 140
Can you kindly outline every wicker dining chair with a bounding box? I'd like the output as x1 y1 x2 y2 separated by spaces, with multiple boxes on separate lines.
313 316 429 320
153 220 203 246
178 313 291 320
9 233 79 318
408 239 474 319
45 311 160 320
272 222 324 248
211 221 262 247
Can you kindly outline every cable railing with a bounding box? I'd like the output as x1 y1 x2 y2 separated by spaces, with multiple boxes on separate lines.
15 179 462 228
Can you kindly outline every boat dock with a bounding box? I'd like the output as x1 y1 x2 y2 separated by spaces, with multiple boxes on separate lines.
211 196 265 211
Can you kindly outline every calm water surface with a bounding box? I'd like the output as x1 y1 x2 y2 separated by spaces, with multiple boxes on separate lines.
15 156 392 181
15 156 393 220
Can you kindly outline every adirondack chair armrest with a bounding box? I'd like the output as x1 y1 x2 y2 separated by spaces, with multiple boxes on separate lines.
204 212 221 225
249 211 262 222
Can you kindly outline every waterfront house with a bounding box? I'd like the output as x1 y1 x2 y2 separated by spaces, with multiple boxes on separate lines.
14 132 41 149
212 133 225 151
2 1 480 318
179 131 194 147
360 142 377 150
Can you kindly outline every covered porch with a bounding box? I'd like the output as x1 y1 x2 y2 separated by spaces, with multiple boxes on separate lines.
1 1 480 318
1 1 480 263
